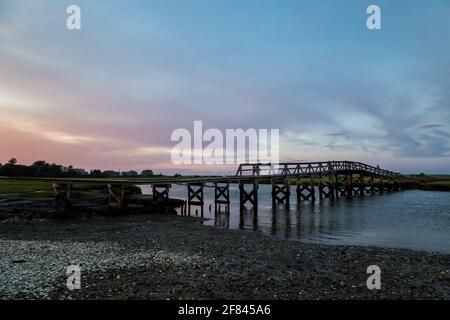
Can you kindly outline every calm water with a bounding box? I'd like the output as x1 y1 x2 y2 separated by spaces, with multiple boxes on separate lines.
140 185 450 253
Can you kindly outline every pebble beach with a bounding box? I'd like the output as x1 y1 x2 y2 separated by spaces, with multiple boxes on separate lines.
0 197 449 300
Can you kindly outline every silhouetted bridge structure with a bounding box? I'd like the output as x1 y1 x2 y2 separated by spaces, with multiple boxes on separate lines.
1 161 414 216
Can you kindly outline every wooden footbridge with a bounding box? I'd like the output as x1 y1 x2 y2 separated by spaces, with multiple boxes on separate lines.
1 161 413 216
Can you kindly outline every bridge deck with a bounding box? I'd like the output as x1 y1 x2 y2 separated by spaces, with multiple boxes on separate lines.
0 161 403 185
236 161 400 179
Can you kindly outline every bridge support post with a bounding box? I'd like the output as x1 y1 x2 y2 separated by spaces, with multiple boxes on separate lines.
53 183 72 211
214 182 230 215
319 175 324 200
369 176 375 194
239 181 258 212
152 184 171 213
328 174 335 200
386 179 393 192
108 184 126 209
346 174 353 199
335 175 347 198
319 174 333 199
356 174 365 196
188 183 204 217
335 175 340 198
393 180 400 191
377 177 384 194
297 176 316 203
271 178 290 208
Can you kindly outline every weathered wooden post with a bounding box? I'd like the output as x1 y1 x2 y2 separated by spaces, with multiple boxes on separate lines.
214 182 230 215
152 184 171 213
335 174 348 198
310 175 316 202
369 176 375 194
386 178 393 192
319 174 324 200
297 176 316 203
271 178 290 208
271 179 276 208
358 174 365 196
319 174 334 200
379 177 384 194
239 180 258 212
328 173 335 200
53 182 72 212
183 200 187 215
188 183 204 217
285 178 291 208
335 175 341 198
108 184 126 209
346 174 353 199
296 178 302 207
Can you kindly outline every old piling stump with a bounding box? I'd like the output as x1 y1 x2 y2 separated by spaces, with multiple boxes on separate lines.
108 184 126 210
53 183 73 215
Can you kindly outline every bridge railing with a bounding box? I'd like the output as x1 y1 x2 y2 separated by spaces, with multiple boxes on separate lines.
235 161 401 179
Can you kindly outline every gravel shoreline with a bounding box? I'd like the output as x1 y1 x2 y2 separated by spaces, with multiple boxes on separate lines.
0 198 449 300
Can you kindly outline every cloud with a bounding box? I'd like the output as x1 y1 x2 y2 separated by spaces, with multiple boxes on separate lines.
0 0 449 173
419 124 446 129
326 132 345 137
2 116 95 145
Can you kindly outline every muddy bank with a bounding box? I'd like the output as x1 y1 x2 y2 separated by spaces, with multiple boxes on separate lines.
0 192 184 221
0 198 449 300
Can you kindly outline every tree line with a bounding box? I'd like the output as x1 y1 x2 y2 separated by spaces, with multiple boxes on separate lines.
0 158 154 178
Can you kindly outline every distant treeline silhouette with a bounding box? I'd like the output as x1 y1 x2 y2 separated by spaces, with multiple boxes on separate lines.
0 158 154 178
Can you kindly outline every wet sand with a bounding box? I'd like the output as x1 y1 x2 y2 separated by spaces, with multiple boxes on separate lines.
0 198 449 300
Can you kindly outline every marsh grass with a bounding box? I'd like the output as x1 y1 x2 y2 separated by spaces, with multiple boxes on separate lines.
0 180 113 199
418 180 450 191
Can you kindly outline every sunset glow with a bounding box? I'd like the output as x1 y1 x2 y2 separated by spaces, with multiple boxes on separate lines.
1 0 449 173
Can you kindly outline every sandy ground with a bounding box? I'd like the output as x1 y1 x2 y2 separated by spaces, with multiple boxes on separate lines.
0 198 449 300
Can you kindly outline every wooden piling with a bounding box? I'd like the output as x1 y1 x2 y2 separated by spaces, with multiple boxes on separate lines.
239 180 258 212
271 178 290 208
152 184 171 213
188 183 204 217
107 184 126 209
297 176 315 203
214 182 230 214
53 183 72 211
319 174 333 199
346 174 353 199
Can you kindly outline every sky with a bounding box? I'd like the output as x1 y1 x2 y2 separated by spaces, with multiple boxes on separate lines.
0 0 449 174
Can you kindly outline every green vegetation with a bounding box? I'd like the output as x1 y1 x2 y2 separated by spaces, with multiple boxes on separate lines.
0 180 53 198
0 180 117 199
418 180 450 192
404 174 450 192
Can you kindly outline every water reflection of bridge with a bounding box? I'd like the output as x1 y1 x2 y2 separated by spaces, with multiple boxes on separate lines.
214 196 370 240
